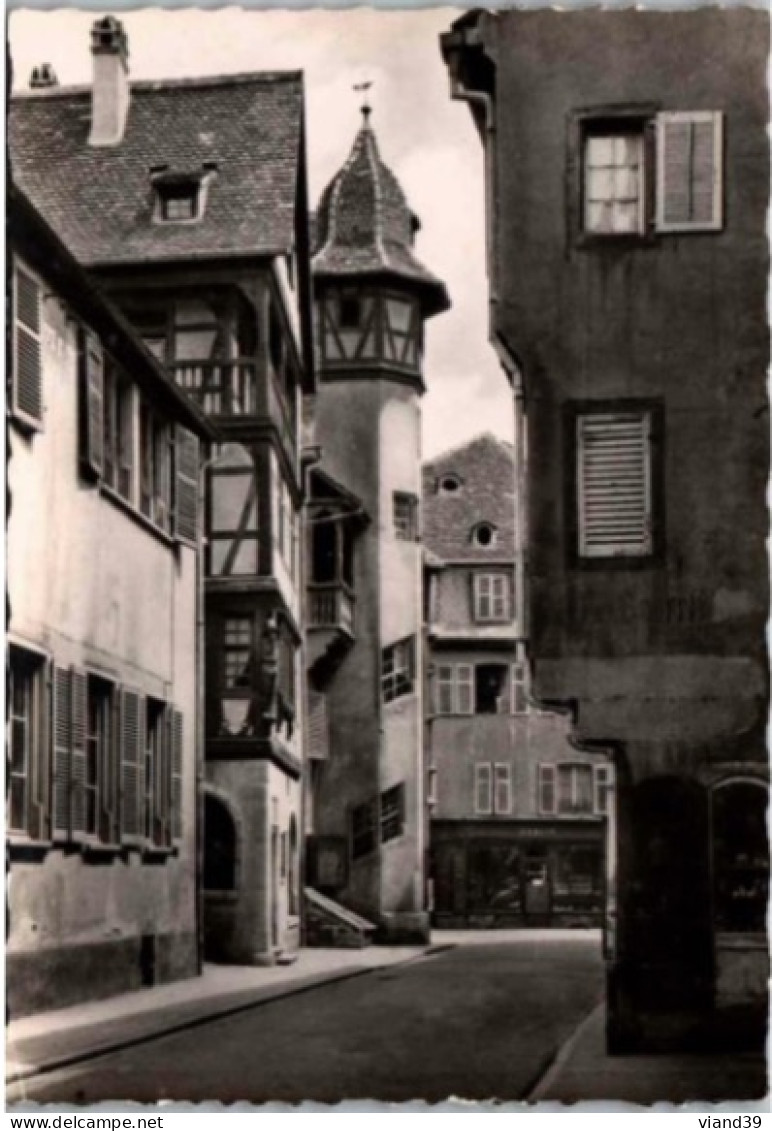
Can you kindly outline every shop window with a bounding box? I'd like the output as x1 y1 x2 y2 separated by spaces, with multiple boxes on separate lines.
473 573 510 621
8 646 48 839
712 781 769 934
381 638 415 703
381 784 405 843
204 793 237 891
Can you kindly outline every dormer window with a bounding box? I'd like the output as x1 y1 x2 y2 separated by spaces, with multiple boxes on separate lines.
152 167 216 224
438 474 462 495
159 185 199 222
472 522 497 548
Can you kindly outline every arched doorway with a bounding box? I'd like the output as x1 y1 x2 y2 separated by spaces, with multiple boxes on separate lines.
203 792 238 962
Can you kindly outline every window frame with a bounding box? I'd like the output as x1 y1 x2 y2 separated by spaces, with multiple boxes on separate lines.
393 492 419 542
493 762 513 815
472 571 511 622
565 398 664 569
380 783 406 843
381 637 416 704
351 798 378 860
8 644 49 842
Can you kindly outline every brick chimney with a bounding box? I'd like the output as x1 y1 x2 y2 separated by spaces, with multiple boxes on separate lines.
88 15 130 147
29 64 59 89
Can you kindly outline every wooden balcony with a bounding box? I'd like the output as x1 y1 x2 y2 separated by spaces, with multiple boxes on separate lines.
307 582 355 637
170 359 258 416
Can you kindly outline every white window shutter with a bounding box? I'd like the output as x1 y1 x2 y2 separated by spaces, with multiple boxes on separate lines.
13 267 44 430
538 765 557 815
70 669 88 839
494 763 512 814
577 412 652 558
656 111 723 232
456 664 474 714
474 763 493 815
52 666 72 841
120 689 144 844
171 709 184 843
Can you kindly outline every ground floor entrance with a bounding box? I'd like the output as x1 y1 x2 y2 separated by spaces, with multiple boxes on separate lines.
431 820 605 928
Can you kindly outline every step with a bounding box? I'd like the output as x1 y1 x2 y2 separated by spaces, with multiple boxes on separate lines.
304 887 376 949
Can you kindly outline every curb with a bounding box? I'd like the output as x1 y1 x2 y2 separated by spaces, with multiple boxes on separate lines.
7 945 454 1089
522 1000 604 1103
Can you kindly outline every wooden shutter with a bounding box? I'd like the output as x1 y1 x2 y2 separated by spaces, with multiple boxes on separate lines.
12 266 44 430
171 709 184 843
79 329 105 478
456 664 474 715
51 666 71 841
152 707 172 848
538 765 557 816
494 763 512 815
577 412 652 558
656 111 723 232
436 665 454 714
474 763 492 815
70 669 88 838
174 425 199 546
120 689 144 844
510 663 528 715
594 764 613 815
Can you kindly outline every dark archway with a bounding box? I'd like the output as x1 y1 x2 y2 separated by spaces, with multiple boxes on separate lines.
712 780 768 934
204 793 237 892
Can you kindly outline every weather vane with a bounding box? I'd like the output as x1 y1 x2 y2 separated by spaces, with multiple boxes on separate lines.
353 81 373 123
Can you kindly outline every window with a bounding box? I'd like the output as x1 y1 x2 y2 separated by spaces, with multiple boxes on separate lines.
576 411 653 559
339 294 361 329
351 799 378 859
584 129 645 235
11 265 43 430
471 522 497 549
382 638 415 703
8 647 47 839
435 663 473 715
580 110 723 238
539 763 609 817
473 573 510 622
493 763 512 815
475 664 510 714
383 295 419 367
85 675 118 842
393 493 419 541
138 400 172 531
381 784 405 843
474 764 493 815
157 184 199 222
219 615 255 738
438 474 461 495
103 365 134 501
712 781 768 934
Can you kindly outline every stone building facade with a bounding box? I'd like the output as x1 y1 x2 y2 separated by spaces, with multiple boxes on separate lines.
441 7 769 1050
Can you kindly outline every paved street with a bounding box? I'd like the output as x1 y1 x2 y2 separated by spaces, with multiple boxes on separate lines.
9 932 604 1105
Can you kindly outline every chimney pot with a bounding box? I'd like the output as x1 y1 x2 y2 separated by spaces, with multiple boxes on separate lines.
30 63 59 89
88 14 130 147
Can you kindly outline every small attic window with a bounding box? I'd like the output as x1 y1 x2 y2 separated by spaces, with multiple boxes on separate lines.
472 522 498 548
438 474 462 495
158 183 200 222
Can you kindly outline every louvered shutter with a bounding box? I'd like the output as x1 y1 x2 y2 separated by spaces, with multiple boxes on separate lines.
79 329 105 478
474 763 492 815
99 691 120 845
656 111 723 232
153 708 172 848
52 666 71 841
577 412 652 558
174 425 199 546
120 690 143 844
12 267 44 430
456 664 473 715
171 709 184 843
70 669 88 838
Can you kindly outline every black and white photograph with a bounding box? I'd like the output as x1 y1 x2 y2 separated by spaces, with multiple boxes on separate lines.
5 1 770 1112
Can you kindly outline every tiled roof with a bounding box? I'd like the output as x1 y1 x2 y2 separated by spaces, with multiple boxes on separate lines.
313 120 449 317
9 72 304 266
422 433 516 561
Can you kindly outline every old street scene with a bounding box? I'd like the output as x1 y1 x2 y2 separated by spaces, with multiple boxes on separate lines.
6 6 769 1108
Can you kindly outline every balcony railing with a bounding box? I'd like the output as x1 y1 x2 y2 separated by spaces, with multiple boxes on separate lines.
308 582 355 636
170 359 258 416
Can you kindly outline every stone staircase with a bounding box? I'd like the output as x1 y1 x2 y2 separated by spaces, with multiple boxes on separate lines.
304 887 376 949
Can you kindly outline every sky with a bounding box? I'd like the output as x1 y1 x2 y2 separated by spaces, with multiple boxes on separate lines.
8 5 514 459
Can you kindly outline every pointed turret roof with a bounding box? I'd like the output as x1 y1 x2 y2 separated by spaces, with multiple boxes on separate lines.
313 115 450 317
